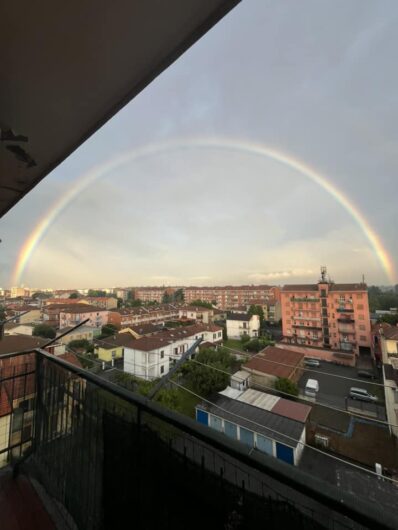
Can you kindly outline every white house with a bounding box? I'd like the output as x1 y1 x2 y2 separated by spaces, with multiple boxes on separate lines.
123 324 223 380
226 313 260 339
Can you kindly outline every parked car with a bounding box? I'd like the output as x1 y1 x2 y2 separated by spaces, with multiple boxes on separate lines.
357 370 376 380
305 379 319 397
349 387 378 403
304 358 320 367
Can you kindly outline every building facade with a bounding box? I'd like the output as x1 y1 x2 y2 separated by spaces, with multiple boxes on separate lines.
123 324 223 380
59 306 109 329
281 274 371 356
196 387 311 466
226 313 260 339
183 286 280 310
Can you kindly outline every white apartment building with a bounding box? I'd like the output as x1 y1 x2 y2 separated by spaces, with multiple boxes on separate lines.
124 324 223 380
226 313 260 339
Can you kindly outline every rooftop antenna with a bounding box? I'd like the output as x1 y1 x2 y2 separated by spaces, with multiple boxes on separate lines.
320 266 327 283
362 273 365 285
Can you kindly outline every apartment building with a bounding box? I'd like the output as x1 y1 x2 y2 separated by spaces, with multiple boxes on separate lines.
59 305 109 329
108 305 179 329
183 285 280 310
124 323 223 380
133 287 176 303
43 303 91 328
281 272 371 355
178 305 214 324
226 313 260 339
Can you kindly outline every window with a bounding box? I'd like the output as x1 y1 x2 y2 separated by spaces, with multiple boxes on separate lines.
359 314 364 320
360 335 367 342
111 350 116 359
357 304 364 310
160 366 164 374
359 325 366 331
357 294 363 300
161 350 164 358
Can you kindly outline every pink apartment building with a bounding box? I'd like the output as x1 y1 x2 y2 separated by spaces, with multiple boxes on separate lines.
59 305 109 329
183 285 280 310
281 273 371 356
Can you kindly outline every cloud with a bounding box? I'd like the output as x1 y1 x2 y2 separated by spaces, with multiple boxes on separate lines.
248 269 315 281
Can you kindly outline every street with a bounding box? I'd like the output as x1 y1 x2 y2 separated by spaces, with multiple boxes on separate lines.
298 361 386 420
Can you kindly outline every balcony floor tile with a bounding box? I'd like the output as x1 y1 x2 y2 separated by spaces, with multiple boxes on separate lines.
0 469 55 530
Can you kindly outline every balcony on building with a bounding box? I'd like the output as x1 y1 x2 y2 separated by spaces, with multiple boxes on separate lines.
0 347 395 529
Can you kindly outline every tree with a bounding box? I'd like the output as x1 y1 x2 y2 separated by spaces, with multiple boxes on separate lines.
162 292 172 304
274 378 299 397
0 306 6 321
88 289 107 297
222 327 228 341
248 304 264 325
32 291 53 300
69 339 91 350
377 314 398 326
173 289 184 303
181 348 234 397
240 333 250 344
190 300 214 309
33 324 56 339
100 323 119 338
69 292 79 299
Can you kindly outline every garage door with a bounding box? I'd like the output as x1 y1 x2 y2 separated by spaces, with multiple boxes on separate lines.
276 443 294 465
256 434 273 456
239 427 254 447
196 409 208 426
224 421 238 440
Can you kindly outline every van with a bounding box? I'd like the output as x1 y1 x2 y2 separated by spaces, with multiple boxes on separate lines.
304 358 320 367
349 387 378 403
305 379 319 397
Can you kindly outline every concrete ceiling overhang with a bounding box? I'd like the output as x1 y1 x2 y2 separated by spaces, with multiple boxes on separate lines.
0 0 239 218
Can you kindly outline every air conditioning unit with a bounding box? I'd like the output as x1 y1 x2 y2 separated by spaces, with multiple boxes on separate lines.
315 434 329 448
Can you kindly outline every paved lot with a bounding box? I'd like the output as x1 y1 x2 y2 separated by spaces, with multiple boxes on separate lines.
298 361 386 420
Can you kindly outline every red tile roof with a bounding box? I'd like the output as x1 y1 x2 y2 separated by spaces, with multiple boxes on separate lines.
271 398 311 423
243 346 304 379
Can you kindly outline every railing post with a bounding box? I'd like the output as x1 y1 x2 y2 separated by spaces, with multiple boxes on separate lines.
33 351 44 455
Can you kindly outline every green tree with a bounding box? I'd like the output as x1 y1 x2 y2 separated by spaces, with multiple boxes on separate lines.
190 300 214 309
181 348 233 397
377 314 398 326
100 323 119 337
68 339 91 350
240 333 250 344
88 289 107 297
248 304 264 325
69 292 79 299
162 292 172 304
0 306 6 321
222 327 228 341
33 324 56 339
173 289 184 303
274 378 299 397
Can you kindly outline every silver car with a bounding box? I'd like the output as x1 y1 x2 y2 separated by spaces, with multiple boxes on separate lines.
349 387 378 403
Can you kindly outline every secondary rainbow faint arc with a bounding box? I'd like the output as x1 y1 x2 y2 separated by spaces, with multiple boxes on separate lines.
12 138 395 285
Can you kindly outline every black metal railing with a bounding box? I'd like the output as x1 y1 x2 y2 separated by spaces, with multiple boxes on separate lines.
0 348 397 529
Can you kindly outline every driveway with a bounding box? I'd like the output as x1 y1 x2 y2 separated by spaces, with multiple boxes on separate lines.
298 361 386 420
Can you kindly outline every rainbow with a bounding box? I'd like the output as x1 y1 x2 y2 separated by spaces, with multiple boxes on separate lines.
11 138 396 285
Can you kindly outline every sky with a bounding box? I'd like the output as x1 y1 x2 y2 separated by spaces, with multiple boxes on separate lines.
1 0 398 289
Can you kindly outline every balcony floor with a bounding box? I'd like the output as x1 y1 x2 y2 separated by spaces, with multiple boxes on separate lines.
0 468 55 530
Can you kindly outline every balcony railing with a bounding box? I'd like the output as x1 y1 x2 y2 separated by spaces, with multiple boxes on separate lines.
290 297 319 303
336 307 354 313
0 348 395 529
